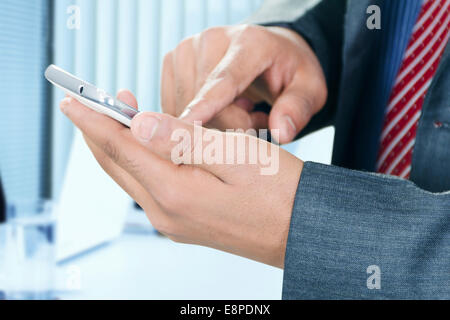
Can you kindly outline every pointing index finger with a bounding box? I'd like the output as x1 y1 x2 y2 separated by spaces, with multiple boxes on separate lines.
180 26 273 124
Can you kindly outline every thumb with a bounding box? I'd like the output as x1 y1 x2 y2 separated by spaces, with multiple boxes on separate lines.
269 80 322 144
131 112 225 177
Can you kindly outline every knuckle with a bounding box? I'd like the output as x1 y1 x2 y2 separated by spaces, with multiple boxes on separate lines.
234 24 270 56
176 37 193 56
162 51 173 71
238 24 254 36
200 26 224 44
235 24 264 40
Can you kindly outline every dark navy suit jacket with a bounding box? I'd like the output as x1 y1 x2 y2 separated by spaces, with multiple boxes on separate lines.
250 0 450 299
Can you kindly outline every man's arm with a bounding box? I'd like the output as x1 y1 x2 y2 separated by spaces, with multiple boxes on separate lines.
284 162 450 299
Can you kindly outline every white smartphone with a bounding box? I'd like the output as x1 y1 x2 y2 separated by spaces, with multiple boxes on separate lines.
45 64 139 127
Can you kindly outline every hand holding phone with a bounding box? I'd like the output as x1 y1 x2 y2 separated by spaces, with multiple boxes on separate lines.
45 64 139 127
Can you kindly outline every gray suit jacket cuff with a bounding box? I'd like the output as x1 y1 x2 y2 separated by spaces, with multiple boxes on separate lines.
283 162 450 299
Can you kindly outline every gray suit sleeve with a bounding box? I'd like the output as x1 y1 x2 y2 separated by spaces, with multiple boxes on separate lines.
248 0 347 137
284 162 450 299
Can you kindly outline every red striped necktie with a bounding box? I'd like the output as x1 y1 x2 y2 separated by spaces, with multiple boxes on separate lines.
377 0 450 179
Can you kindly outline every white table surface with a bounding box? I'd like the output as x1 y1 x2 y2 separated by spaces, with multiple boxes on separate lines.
57 231 283 300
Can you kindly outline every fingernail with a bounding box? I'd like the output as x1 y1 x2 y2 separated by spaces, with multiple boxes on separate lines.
60 98 71 115
137 116 159 142
283 115 297 141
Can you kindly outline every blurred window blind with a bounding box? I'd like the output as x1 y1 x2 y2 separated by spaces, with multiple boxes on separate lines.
0 0 51 201
51 0 264 197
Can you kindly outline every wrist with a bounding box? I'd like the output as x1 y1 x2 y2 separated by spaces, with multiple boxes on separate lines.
276 159 303 268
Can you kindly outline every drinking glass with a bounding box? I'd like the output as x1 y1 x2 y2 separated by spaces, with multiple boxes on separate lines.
0 200 56 300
